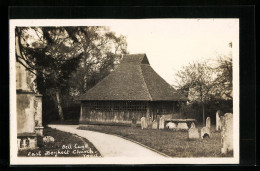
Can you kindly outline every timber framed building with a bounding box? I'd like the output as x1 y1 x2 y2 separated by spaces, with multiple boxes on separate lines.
78 54 187 126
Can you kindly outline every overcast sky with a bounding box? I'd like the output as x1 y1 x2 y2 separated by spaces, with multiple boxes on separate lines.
108 19 239 85
12 19 239 85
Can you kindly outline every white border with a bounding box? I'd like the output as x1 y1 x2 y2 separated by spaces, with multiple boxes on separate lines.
9 19 239 165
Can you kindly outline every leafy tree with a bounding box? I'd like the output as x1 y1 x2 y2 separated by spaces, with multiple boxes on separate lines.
175 44 233 125
67 27 128 96
175 62 215 125
212 54 232 100
16 27 83 121
15 26 128 122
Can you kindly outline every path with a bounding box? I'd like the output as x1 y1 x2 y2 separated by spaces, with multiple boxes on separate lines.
48 124 166 158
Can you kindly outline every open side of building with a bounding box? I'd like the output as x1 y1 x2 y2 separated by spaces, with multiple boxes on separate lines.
78 54 187 126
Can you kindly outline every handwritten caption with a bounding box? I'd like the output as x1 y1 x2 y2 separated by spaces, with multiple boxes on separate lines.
27 143 100 157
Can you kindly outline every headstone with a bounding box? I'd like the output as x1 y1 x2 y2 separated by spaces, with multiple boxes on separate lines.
166 122 177 130
43 136 55 143
201 127 211 139
190 122 196 128
206 117 211 129
159 116 165 129
140 117 147 129
177 122 189 130
221 113 233 154
188 127 200 139
152 120 158 129
216 111 221 131
219 116 224 130
146 117 153 129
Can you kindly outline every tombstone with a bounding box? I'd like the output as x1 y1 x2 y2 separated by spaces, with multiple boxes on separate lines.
159 116 165 129
146 117 153 129
216 111 221 131
190 122 196 128
221 113 233 154
201 127 211 139
219 116 224 130
43 136 55 144
140 117 147 129
188 127 200 139
166 122 177 130
206 117 211 129
177 122 189 130
152 120 158 129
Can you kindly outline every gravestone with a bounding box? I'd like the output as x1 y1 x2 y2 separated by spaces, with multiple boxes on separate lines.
159 116 165 129
188 127 200 139
206 117 211 129
220 116 224 130
146 117 153 129
43 136 55 144
140 117 147 129
201 127 211 139
152 120 158 129
190 122 196 128
221 113 233 154
216 111 221 131
177 122 189 130
166 122 177 130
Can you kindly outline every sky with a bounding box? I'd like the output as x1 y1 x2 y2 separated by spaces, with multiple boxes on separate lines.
108 19 239 85
12 19 239 85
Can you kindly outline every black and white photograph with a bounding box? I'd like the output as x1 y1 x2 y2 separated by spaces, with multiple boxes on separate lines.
10 19 239 165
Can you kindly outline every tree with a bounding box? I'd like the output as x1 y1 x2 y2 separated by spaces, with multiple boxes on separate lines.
212 54 232 100
16 26 128 122
67 27 128 95
175 62 215 125
16 27 83 121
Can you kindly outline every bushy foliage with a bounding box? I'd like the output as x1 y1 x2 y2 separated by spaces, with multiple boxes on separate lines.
179 100 232 125
174 49 233 125
16 26 128 123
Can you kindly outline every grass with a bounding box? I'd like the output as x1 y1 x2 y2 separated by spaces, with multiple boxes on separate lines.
78 125 233 158
18 127 101 157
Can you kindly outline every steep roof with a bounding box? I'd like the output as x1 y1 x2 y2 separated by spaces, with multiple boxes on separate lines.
78 54 187 101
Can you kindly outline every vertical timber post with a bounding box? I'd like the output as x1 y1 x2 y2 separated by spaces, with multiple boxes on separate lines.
80 102 83 123
146 102 150 118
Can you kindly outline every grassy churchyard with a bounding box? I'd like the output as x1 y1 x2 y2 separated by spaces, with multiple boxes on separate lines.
78 124 233 158
18 127 101 157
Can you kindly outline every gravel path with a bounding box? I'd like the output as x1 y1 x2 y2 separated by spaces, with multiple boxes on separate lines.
48 124 166 158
